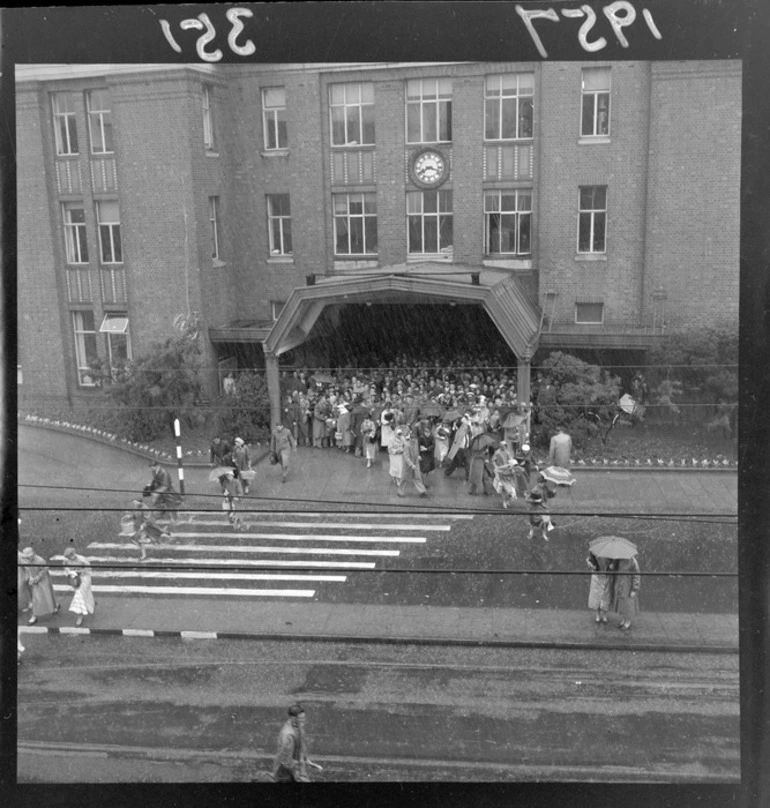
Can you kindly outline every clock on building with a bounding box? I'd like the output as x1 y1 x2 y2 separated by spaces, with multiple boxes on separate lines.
410 147 449 188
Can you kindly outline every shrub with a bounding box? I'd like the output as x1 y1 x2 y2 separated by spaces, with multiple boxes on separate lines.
218 371 271 443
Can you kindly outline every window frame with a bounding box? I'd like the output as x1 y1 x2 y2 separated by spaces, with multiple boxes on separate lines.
209 196 221 260
52 92 79 156
202 85 215 150
72 310 98 387
62 203 89 264
86 88 114 155
267 194 293 257
577 185 608 254
405 78 453 144
99 313 132 370
580 68 611 138
262 87 288 150
484 73 535 142
575 302 605 325
333 192 378 256
329 82 375 147
96 200 122 264
406 190 453 255
484 189 532 256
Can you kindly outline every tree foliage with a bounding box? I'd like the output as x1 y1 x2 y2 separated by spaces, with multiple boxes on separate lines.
218 371 271 443
90 333 206 441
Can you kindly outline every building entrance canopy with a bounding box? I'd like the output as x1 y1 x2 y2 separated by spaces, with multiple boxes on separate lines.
261 266 542 427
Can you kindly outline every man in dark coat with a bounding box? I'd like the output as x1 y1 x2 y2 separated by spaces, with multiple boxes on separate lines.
210 436 232 466
146 460 182 521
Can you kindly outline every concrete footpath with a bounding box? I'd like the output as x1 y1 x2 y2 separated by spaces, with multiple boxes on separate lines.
18 424 739 653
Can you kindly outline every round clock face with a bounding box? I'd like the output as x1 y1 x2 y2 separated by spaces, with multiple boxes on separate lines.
412 149 448 187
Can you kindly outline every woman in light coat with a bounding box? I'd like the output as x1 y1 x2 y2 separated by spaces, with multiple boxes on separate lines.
62 547 96 627
360 412 378 469
380 403 396 450
18 548 32 614
388 428 406 496
586 552 612 623
492 441 518 508
611 555 641 630
21 547 59 624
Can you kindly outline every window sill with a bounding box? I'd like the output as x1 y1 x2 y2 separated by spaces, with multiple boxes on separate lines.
483 257 532 271
334 258 379 272
574 253 607 262
261 149 290 158
407 252 453 263
574 321 605 326
213 259 227 268
268 256 294 265
205 150 220 157
578 136 611 145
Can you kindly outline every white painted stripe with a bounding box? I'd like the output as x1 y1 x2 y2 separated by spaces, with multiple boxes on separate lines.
185 520 448 531
89 543 399 557
59 627 90 634
52 571 346 582
122 629 155 637
56 585 316 597
176 446 183 458
184 511 473 520
168 531 426 543
181 631 217 640
178 469 185 480
71 556 376 569
19 626 49 634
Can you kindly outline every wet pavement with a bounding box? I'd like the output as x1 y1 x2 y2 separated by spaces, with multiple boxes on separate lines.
18 424 738 653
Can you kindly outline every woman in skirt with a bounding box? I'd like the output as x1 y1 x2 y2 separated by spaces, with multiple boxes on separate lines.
360 411 378 469
21 547 60 624
586 552 612 623
18 547 32 614
611 556 641 631
62 547 96 627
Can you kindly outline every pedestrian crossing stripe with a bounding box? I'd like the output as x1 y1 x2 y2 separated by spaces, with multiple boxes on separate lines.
49 570 346 582
184 520 449 531
181 511 473 520
53 585 316 597
65 555 377 568
168 532 427 543
88 543 400 557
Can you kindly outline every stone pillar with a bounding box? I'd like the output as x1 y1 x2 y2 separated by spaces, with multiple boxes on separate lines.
264 351 281 430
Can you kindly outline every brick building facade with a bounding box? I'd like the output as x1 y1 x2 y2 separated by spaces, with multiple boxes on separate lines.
16 61 740 413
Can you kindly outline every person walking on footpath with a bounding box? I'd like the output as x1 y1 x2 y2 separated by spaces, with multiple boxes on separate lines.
232 437 253 495
360 410 378 469
21 547 60 625
547 424 572 468
586 552 612 624
611 555 641 631
388 427 407 497
270 422 297 483
525 490 554 541
272 703 323 783
402 427 428 498
62 547 96 627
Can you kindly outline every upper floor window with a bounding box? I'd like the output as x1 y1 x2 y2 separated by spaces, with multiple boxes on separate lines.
52 92 79 156
485 74 534 141
86 89 113 154
72 310 97 387
209 196 221 260
202 85 215 150
333 193 378 255
96 200 122 264
407 190 453 255
262 87 287 150
62 203 89 264
406 78 452 144
330 82 374 147
100 314 132 370
484 189 532 256
578 185 607 253
581 68 611 137
575 302 604 324
267 194 293 256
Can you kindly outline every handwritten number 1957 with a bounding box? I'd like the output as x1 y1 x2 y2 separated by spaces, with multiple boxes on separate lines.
159 4 661 62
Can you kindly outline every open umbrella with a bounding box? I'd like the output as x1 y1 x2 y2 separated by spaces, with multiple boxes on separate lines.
419 401 445 418
619 393 639 415
444 409 463 421
208 466 235 482
589 535 638 560
313 372 334 384
501 411 527 429
469 432 500 453
540 465 577 486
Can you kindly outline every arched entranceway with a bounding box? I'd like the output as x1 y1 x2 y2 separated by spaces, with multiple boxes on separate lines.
262 268 542 427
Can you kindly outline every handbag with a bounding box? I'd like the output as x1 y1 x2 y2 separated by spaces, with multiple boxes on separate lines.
269 450 279 465
68 573 81 589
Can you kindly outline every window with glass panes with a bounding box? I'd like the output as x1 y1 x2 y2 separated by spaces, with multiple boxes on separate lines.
406 78 452 143
96 201 122 263
100 314 132 368
407 190 453 254
72 310 97 386
575 302 604 324
52 92 79 155
262 87 287 149
581 68 611 136
63 203 89 264
267 194 292 256
484 190 531 255
202 85 215 149
209 197 220 259
86 89 113 154
329 83 375 146
333 193 378 255
578 186 607 253
485 74 534 140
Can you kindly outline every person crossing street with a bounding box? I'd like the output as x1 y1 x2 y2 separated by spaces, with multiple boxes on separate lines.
270 422 297 483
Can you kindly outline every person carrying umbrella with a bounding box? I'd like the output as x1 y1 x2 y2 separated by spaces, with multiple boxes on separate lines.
589 536 641 631
492 440 518 508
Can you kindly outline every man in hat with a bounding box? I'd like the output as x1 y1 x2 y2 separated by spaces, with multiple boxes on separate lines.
232 437 253 495
547 424 573 469
210 435 232 466
272 703 322 782
146 459 181 522
443 412 472 480
270 422 297 483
